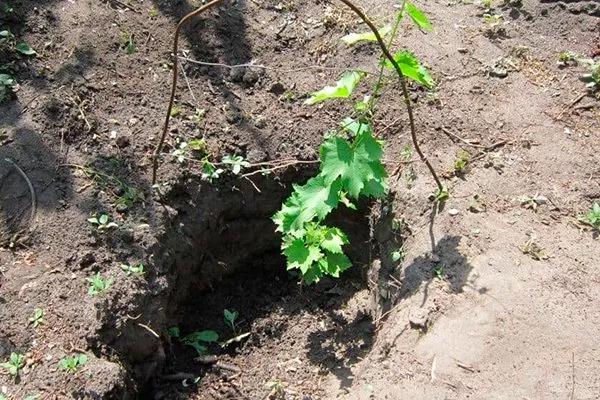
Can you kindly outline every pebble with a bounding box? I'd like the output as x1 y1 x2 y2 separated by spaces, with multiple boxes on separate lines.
490 67 508 78
448 208 460 216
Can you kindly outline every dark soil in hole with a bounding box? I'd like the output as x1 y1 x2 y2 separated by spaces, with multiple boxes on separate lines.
144 171 376 399
152 259 375 400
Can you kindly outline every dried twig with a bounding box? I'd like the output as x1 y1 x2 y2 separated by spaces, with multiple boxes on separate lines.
441 126 488 149
152 0 226 184
4 158 37 232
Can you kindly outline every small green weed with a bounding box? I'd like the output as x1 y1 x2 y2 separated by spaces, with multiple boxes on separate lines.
453 151 470 174
170 106 182 117
120 32 135 54
435 184 450 202
433 264 445 279
578 203 600 231
87 214 118 231
223 309 239 332
482 13 506 36
557 51 579 68
167 326 180 338
181 330 219 355
120 263 145 276
1 352 25 377
58 354 88 372
85 272 113 296
555 53 600 97
148 7 159 17
28 308 44 328
201 159 224 182
391 247 404 263
265 380 286 397
222 155 250 175
517 193 547 212
114 186 138 210
188 108 206 126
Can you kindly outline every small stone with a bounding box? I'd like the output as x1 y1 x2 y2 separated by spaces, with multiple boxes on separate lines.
430 253 441 263
409 308 429 331
253 115 267 128
457 47 468 53
448 208 460 216
116 135 130 148
128 117 139 126
490 67 508 78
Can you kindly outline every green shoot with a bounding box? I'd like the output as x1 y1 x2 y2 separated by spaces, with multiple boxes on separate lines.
167 326 180 338
170 106 182 117
58 354 88 373
266 380 286 397
222 155 251 175
87 214 118 231
223 309 239 332
120 263 145 276
86 272 113 296
435 184 450 202
201 159 224 182
188 108 206 126
1 352 25 377
454 151 469 174
391 247 404 263
433 264 445 279
578 203 600 231
114 186 138 209
28 308 44 328
149 7 159 17
181 330 219 356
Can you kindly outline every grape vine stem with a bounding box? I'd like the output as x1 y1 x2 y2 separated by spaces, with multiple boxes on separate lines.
334 0 443 191
152 0 442 191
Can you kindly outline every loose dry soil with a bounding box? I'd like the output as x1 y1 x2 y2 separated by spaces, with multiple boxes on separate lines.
1 0 599 399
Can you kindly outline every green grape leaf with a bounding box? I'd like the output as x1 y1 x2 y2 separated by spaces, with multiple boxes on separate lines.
320 127 387 199
284 238 323 275
305 71 365 105
341 24 391 45
322 251 352 277
405 2 433 32
383 50 435 88
15 42 36 56
273 176 341 233
320 227 348 254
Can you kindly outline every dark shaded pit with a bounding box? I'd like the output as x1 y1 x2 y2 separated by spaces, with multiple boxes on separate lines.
104 170 378 399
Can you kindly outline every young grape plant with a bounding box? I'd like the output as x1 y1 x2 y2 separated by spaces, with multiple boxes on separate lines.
273 1 438 285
